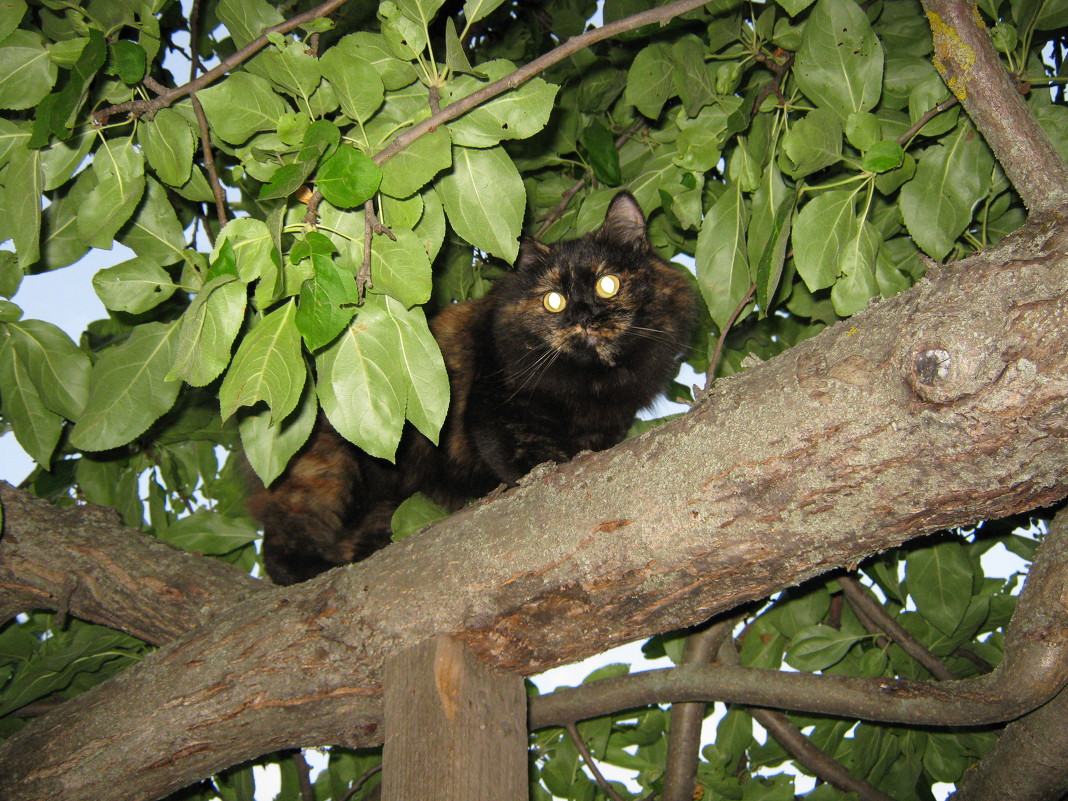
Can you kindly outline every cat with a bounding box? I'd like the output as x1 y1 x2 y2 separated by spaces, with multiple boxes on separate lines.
247 191 698 584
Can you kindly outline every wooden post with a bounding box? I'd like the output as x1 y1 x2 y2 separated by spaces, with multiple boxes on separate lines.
382 634 528 800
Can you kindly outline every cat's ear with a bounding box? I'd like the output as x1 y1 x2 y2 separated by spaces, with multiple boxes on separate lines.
600 191 648 248
515 235 551 271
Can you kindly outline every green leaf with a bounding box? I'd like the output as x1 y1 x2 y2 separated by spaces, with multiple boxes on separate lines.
317 144 382 208
197 72 288 145
696 181 750 332
435 144 523 262
0 337 63 464
109 40 146 84
0 0 26 41
445 60 558 148
216 0 284 48
380 126 452 198
581 120 622 186
462 0 507 25
379 296 449 442
315 306 406 461
330 32 418 91
780 108 842 178
220 301 303 422
138 108 195 187
93 257 177 314
862 139 905 173
369 227 433 309
0 250 20 298
906 538 975 636
167 276 247 387
238 377 316 486
119 178 188 267
30 28 106 146
830 220 880 316
625 42 675 119
156 510 260 555
900 123 994 260
0 30 56 111
214 217 279 285
5 143 43 269
295 254 360 351
786 624 866 671
391 492 449 540
754 184 797 314
319 47 384 123
6 319 91 420
69 321 183 451
792 189 857 292
76 137 146 249
794 0 884 119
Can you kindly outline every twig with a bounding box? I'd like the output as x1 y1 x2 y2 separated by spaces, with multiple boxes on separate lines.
372 0 714 167
751 51 795 117
95 0 351 124
533 121 648 240
358 202 396 300
717 639 896 801
292 750 315 801
839 575 957 681
566 723 627 801
897 96 960 145
662 617 738 801
339 764 382 801
705 282 756 389
188 0 227 231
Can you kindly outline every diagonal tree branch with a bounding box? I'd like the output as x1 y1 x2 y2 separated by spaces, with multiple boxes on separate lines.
921 0 1068 212
2 209 1068 800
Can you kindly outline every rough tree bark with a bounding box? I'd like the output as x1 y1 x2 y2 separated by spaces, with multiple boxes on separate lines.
2 201 1068 799
3 2 1068 799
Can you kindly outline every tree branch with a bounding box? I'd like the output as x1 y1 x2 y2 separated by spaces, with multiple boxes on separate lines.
0 483 262 645
921 0 1068 212
839 575 956 681
3 212 1068 799
94 0 352 124
372 0 714 167
532 503 1068 730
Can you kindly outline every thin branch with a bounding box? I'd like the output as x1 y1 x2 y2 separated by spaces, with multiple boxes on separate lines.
566 723 627 801
751 51 795 117
662 617 738 801
705 283 756 389
921 0 1068 212
531 509 1068 730
191 93 228 230
533 121 648 241
339 765 382 801
717 639 895 801
292 750 315 801
897 96 960 145
372 0 714 167
95 0 351 124
839 574 957 681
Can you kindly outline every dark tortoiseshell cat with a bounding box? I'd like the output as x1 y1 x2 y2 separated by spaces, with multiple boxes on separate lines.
248 191 697 584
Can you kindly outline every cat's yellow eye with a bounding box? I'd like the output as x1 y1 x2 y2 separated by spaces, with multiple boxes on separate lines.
595 274 621 299
543 291 567 313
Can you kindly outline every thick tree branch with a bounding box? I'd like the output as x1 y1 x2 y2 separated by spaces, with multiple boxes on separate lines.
921 0 1068 212
2 210 1068 799
532 505 1068 729
0 483 262 645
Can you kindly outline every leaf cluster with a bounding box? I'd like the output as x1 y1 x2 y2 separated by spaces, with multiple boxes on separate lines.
0 0 1065 797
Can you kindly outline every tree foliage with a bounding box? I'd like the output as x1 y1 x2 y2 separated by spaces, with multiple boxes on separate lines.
0 0 1067 799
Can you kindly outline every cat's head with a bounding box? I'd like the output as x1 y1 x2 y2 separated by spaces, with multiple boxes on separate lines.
494 192 693 371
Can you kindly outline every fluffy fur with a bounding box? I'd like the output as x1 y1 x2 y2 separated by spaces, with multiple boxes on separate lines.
248 192 697 584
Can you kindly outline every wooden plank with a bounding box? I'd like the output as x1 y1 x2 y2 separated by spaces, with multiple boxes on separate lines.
382 635 528 800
